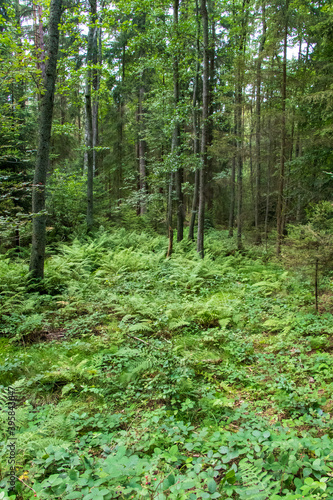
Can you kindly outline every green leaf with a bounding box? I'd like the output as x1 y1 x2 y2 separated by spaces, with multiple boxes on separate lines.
225 469 236 485
163 474 175 489
207 478 217 493
182 480 196 489
312 459 321 471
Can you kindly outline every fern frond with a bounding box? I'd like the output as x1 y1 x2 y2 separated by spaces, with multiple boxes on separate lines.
236 459 280 500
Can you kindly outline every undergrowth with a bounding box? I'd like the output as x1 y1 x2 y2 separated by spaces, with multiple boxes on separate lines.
0 229 333 499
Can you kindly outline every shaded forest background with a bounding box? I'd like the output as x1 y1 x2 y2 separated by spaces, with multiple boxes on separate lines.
0 0 332 260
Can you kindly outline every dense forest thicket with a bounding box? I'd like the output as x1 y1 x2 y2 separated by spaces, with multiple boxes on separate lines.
0 0 333 499
0 0 332 259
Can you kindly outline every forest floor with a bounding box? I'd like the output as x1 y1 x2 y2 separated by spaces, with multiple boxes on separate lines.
1 229 333 500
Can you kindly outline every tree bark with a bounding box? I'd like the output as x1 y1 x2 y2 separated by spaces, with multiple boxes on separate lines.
92 22 99 176
276 4 288 256
33 1 46 100
235 0 249 251
228 135 236 237
205 0 215 215
197 0 209 258
29 0 63 282
173 0 184 242
138 86 147 215
236 76 243 251
254 1 266 244
188 0 200 241
86 0 96 231
265 113 272 249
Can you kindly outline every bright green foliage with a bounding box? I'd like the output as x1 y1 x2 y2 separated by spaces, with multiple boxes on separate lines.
0 229 333 498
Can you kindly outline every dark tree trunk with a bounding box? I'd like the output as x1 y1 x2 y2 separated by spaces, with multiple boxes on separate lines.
173 0 184 242
205 0 215 215
167 172 174 230
254 1 266 244
92 22 99 176
236 78 243 251
188 0 200 241
197 0 209 258
166 226 174 258
189 169 199 241
277 5 288 256
235 0 249 251
116 42 125 202
265 121 272 248
228 143 236 237
29 0 63 282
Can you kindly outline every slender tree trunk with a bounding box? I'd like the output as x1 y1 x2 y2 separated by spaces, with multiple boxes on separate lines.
276 6 288 256
205 0 215 215
92 22 99 176
138 86 147 215
189 170 199 240
167 172 174 252
188 0 200 241
197 0 209 258
235 0 249 251
86 0 96 231
173 0 184 242
254 2 266 244
228 105 237 238
29 0 63 282
117 41 125 202
236 77 243 251
166 225 174 258
265 119 272 249
33 1 45 101
228 152 236 237
249 96 254 214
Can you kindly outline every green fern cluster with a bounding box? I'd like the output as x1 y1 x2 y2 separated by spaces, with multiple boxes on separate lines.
236 459 280 499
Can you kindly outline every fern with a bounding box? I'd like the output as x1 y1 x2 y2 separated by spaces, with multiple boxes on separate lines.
236 459 280 499
128 321 154 333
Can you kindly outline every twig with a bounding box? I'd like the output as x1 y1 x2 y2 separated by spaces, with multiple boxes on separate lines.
126 333 149 345
15 475 37 496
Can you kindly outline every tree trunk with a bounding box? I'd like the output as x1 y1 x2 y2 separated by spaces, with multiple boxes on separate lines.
197 0 209 258
173 0 184 242
235 0 249 251
236 77 243 251
33 1 46 100
205 0 215 215
92 21 99 175
188 0 200 241
86 0 96 232
265 117 272 249
138 86 147 215
117 41 125 202
189 169 199 241
228 146 236 237
276 5 288 256
254 1 266 244
29 0 63 282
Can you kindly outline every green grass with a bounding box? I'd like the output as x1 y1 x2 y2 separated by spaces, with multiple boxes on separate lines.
0 229 333 499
